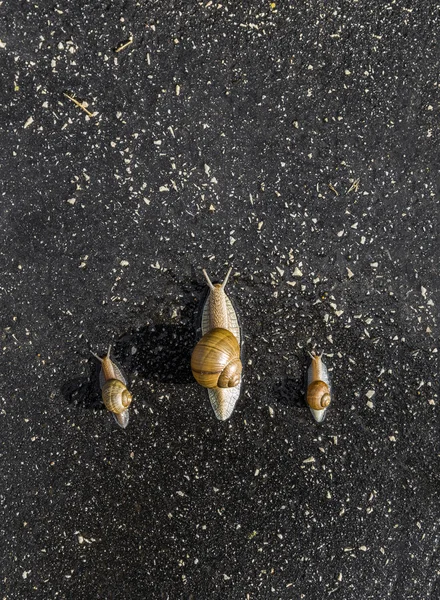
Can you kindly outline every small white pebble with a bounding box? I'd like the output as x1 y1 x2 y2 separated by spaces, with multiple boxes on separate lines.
293 267 303 277
303 456 315 463
366 390 375 399
120 260 129 267
66 198 76 205
24 116 34 128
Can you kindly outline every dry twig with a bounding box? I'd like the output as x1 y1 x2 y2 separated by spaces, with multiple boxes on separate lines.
63 93 94 117
115 37 133 53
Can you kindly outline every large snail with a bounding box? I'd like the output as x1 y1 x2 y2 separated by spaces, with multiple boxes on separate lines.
191 267 243 421
306 351 332 423
91 344 132 429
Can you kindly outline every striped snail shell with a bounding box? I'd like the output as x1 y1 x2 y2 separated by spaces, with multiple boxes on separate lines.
191 328 242 389
102 379 133 414
307 380 331 410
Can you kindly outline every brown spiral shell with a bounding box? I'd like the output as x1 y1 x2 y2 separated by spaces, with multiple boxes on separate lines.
102 379 133 414
306 380 331 410
191 328 242 389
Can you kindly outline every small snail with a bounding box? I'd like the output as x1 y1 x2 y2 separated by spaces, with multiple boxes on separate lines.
91 344 132 428
306 351 332 423
191 267 243 421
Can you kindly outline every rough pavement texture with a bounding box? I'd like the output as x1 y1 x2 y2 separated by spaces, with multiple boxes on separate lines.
0 1 439 599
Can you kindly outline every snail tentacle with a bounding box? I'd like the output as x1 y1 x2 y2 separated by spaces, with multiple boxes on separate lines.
202 269 216 290
220 266 232 289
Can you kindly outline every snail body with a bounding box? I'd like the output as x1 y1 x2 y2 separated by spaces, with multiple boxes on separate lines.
306 351 331 423
91 345 132 429
191 267 243 421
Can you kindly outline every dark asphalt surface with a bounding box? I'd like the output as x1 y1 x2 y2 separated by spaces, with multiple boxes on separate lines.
1 2 439 599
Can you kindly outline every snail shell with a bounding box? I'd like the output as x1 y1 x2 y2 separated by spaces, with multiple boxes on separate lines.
307 380 331 410
306 351 332 423
91 344 132 429
102 379 133 413
191 328 242 389
195 267 243 421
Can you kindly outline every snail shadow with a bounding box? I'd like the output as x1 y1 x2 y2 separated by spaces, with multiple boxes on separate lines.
272 375 304 409
60 363 105 411
116 276 205 384
116 323 196 384
271 353 309 410
60 272 205 407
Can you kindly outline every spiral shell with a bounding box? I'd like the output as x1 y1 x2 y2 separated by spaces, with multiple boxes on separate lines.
102 379 132 413
191 328 242 389
307 380 331 410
